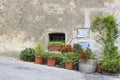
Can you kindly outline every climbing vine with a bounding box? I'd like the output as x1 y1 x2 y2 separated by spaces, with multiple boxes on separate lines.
91 15 119 55
91 15 120 72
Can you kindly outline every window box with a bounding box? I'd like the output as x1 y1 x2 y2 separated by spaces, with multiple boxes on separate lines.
48 42 65 51
48 46 62 51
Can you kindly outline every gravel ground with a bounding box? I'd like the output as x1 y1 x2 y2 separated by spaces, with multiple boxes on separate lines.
0 57 119 80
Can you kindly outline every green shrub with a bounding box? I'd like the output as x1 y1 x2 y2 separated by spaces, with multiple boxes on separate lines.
100 54 120 73
20 48 35 62
92 15 120 73
48 42 65 46
91 15 119 55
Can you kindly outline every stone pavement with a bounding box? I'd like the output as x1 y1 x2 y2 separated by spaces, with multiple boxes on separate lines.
0 57 119 80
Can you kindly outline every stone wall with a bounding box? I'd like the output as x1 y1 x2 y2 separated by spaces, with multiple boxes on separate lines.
0 0 119 58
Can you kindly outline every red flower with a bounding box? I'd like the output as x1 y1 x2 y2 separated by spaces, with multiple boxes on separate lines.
65 47 69 51
66 45 71 48
58 48 61 52
69 47 73 51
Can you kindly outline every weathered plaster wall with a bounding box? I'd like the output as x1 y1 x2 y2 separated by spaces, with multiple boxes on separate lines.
0 0 119 58
71 6 120 60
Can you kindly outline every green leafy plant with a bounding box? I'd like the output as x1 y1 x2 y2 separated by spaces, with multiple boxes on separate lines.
60 48 67 53
35 44 42 54
48 42 65 46
44 52 59 59
80 48 94 61
56 54 63 60
92 15 120 73
61 52 79 65
20 48 35 62
73 43 83 52
72 43 84 54
73 43 80 50
91 15 119 55
35 44 45 57
100 54 120 73
79 45 84 53
84 48 94 60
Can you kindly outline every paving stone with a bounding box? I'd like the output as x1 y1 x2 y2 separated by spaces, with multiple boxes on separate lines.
0 58 119 80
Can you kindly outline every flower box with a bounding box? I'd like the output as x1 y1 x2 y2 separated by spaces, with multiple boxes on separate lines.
48 46 62 51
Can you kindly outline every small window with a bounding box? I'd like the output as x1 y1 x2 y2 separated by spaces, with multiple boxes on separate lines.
49 33 65 42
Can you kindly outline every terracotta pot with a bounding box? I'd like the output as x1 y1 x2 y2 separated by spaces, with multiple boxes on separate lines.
35 56 43 64
47 58 56 66
96 65 102 73
48 46 62 51
64 62 74 70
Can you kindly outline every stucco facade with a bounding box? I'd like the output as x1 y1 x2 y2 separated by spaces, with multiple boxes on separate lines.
0 0 120 58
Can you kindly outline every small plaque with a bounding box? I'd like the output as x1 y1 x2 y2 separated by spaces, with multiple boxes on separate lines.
77 28 89 37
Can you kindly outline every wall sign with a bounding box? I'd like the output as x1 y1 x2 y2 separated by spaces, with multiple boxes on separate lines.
77 28 89 37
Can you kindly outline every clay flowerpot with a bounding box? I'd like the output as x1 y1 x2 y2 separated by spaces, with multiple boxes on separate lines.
35 56 43 64
64 62 74 70
47 58 56 66
48 46 62 51
96 65 102 73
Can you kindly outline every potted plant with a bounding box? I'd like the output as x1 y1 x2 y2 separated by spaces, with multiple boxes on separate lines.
48 41 65 51
73 43 84 58
46 52 59 66
95 64 102 73
61 52 79 70
55 53 63 65
79 45 84 59
91 15 120 75
60 44 73 54
20 48 35 62
100 53 120 76
78 48 97 73
34 44 44 64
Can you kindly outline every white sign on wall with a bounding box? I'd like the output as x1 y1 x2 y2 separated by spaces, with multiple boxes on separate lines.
77 28 89 37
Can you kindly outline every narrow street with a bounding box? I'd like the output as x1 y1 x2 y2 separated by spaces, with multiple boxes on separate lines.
0 58 119 80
